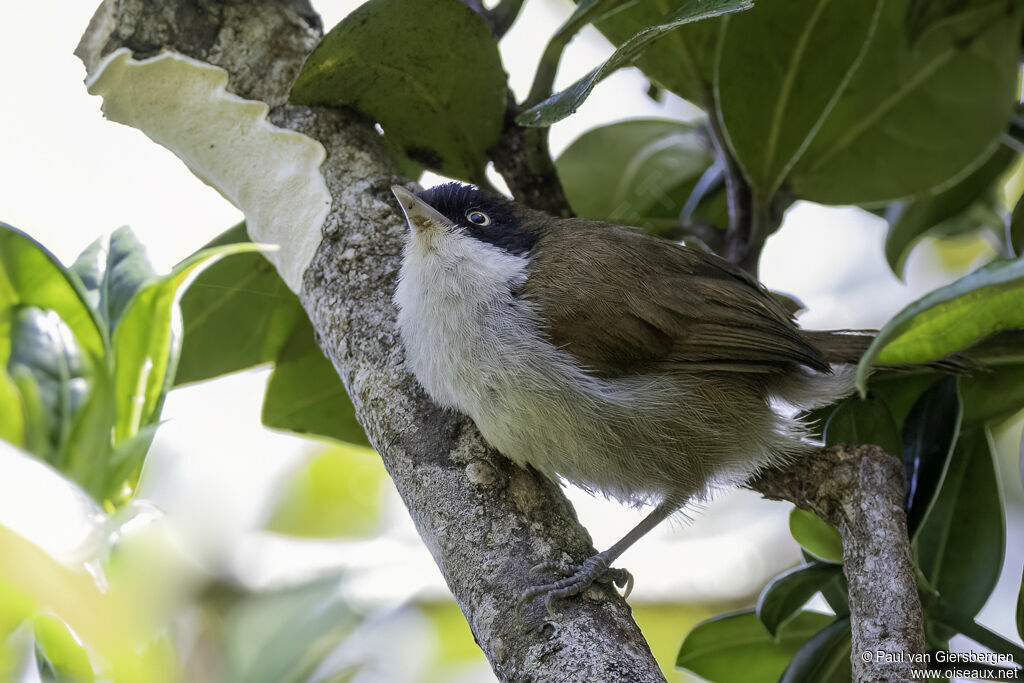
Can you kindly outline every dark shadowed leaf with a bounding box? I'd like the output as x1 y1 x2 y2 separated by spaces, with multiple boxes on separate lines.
757 563 844 636
867 372 942 428
959 361 1024 427
1017 566 1023 642
71 227 157 330
1010 193 1024 258
290 0 506 181
915 427 1004 620
555 119 712 232
176 224 303 386
676 610 833 682
885 145 1016 277
790 0 1022 204
901 377 961 538
905 0 1018 42
855 258 1024 393
779 616 851 683
517 0 752 126
824 396 902 459
789 509 843 564
716 0 880 196
262 319 368 446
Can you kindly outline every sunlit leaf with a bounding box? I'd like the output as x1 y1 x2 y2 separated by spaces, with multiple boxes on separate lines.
33 614 95 681
855 258 1024 393
291 0 506 181
676 610 833 682
70 227 157 330
0 366 24 448
517 0 752 127
789 509 843 564
757 563 843 636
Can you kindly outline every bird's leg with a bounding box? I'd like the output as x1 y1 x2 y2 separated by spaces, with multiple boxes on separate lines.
519 501 678 618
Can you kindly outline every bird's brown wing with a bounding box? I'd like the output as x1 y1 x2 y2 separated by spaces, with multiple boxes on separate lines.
521 220 829 378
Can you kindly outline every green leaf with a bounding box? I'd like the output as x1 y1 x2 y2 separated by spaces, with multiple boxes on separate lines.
716 0 880 196
266 444 386 538
7 307 91 465
779 617 851 683
33 614 95 682
676 610 833 682
855 258 1024 393
176 224 303 386
517 0 752 127
290 0 506 182
0 223 106 363
823 395 902 459
1016 565 1023 643
916 427 1004 621
555 119 712 232
885 145 1016 277
261 319 369 446
757 562 844 636
905 0 1018 42
9 366 50 457
901 377 961 538
789 508 843 564
960 364 1024 426
790 0 1022 204
112 244 261 445
71 227 157 331
0 366 24 447
1010 193 1024 258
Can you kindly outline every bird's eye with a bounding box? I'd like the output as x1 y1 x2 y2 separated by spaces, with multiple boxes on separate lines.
466 210 490 226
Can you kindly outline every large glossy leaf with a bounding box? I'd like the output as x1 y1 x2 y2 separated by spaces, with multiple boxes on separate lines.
716 0 880 196
885 145 1016 277
779 617 851 683
112 244 260 445
266 444 386 538
901 377 961 538
790 0 1022 204
915 427 1004 621
757 562 844 636
290 0 506 182
176 224 302 386
518 0 751 127
960 365 1024 427
676 610 833 682
855 258 1024 392
823 396 902 458
261 319 368 446
555 119 712 232
789 509 843 564
0 224 105 363
70 227 156 331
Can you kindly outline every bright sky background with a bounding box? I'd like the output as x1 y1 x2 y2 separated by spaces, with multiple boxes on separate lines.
1 0 1021 671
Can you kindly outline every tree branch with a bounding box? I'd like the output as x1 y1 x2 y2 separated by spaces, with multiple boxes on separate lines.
76 1 660 680
750 444 927 682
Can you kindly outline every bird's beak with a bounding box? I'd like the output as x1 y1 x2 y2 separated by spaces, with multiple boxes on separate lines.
392 185 453 235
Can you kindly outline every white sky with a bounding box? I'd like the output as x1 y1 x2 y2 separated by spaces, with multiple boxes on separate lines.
1 0 1021 658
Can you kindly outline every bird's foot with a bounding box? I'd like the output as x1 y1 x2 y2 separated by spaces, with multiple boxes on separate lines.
517 552 633 619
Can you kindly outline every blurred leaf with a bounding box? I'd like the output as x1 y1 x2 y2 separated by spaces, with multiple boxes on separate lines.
0 366 24 447
33 614 94 681
789 509 843 564
855 258 1024 393
176 224 303 386
224 575 358 683
902 377 961 538
70 227 156 331
267 444 386 538
905 0 1018 42
757 563 843 636
8 307 91 464
885 145 1016 277
9 366 49 457
112 243 260 445
555 119 712 231
676 609 833 682
518 0 751 127
1010 193 1024 258
100 422 161 503
916 427 1004 622
290 0 506 181
63 366 117 500
779 616 851 683
823 396 902 458
790 0 1022 204
262 319 368 446
0 223 106 363
717 0 880 196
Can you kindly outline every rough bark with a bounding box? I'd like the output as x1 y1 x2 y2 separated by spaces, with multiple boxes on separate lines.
77 1 664 681
751 445 926 682
76 2 927 681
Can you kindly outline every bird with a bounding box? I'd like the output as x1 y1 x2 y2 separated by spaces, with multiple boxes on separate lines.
390 181 880 615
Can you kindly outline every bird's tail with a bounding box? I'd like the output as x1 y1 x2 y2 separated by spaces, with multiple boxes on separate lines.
800 329 973 372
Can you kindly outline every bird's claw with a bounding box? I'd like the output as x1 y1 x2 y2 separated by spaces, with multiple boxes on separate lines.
518 553 634 620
